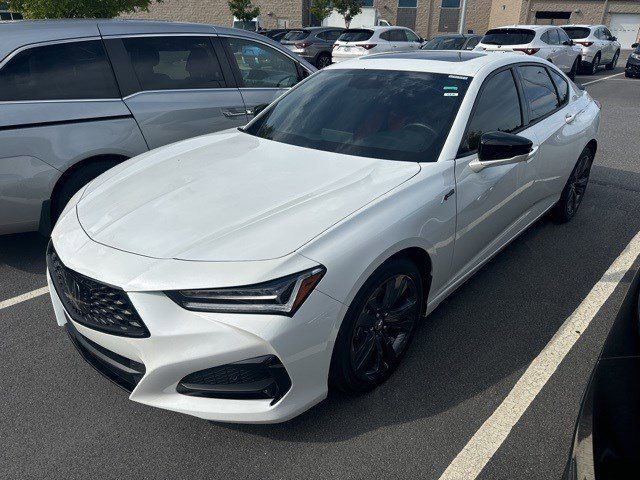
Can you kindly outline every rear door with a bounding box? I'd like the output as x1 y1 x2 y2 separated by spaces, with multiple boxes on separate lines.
220 35 305 116
601 27 616 61
105 35 246 149
389 29 410 51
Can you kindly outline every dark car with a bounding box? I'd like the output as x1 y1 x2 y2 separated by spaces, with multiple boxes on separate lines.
564 263 640 479
421 34 482 51
280 26 345 68
260 28 293 42
625 42 640 78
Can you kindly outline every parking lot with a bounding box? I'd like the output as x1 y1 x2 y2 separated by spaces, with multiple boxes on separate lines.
1 54 639 480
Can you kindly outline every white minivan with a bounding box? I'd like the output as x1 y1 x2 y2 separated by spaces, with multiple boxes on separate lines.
332 26 422 63
475 25 582 79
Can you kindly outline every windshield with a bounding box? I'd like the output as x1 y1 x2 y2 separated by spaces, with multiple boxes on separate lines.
562 27 591 39
422 36 466 50
244 69 470 162
338 29 374 42
482 28 536 45
283 30 310 41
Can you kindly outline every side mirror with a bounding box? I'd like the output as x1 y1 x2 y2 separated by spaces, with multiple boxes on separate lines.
251 103 269 116
470 131 534 172
632 43 639 48
611 36 617 41
563 40 574 46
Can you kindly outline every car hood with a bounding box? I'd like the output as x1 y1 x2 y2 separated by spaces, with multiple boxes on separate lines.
76 130 420 262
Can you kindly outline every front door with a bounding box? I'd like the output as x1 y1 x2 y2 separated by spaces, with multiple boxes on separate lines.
107 35 248 150
221 36 303 118
452 67 532 279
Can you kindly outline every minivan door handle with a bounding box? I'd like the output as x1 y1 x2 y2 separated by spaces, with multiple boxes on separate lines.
222 107 248 118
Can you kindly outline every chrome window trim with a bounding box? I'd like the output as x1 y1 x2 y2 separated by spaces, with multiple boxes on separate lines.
122 87 242 100
0 98 123 105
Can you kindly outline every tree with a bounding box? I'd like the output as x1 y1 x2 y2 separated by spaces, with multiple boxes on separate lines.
228 0 260 22
310 0 332 26
333 0 363 28
6 0 163 18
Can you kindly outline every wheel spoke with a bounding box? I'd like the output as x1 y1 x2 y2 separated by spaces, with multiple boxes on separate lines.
378 329 398 369
353 332 376 371
385 298 418 324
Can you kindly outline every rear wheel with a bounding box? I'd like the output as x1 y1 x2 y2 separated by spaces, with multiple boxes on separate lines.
51 159 121 225
605 50 619 70
329 257 424 394
552 147 594 223
316 52 331 69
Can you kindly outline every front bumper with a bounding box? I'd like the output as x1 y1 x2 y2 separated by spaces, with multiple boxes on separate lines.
48 214 343 424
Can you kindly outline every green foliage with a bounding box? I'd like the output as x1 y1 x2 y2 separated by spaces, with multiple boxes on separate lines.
6 0 162 18
228 0 259 22
333 0 363 27
310 0 332 24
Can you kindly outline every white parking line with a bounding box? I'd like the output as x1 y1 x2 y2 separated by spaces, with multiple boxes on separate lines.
0 286 49 310
439 229 640 480
581 72 624 85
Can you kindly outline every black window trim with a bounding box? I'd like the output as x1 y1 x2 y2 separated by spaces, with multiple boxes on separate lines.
104 33 236 98
0 36 122 103
456 64 526 158
219 34 308 90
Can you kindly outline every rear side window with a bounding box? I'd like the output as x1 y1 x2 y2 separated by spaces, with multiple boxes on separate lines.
518 65 559 122
283 30 309 41
389 29 408 42
0 40 119 101
563 27 590 39
548 68 568 105
338 29 374 42
460 69 522 155
122 36 225 91
482 28 536 45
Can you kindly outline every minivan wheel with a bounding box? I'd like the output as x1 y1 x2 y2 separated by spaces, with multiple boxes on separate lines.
552 147 594 223
316 53 331 69
51 159 121 226
329 257 424 394
605 50 619 70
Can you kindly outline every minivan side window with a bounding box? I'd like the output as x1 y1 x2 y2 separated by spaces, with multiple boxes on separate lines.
226 37 299 88
122 36 225 91
459 69 523 155
517 65 559 123
0 40 119 101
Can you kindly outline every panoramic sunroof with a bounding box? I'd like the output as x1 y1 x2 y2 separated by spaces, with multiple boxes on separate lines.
364 51 486 62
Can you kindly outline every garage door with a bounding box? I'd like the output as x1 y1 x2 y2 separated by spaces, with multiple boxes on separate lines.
609 13 640 49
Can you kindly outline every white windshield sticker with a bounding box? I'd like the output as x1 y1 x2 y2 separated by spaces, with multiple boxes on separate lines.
448 74 468 80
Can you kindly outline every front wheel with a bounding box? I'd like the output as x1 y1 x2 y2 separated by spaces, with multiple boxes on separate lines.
329 257 424 394
568 57 579 80
587 52 601 75
316 53 331 69
552 147 594 223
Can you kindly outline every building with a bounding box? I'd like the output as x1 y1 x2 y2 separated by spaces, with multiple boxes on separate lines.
123 0 640 48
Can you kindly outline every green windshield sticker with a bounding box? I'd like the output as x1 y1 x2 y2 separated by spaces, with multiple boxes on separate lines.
443 86 458 90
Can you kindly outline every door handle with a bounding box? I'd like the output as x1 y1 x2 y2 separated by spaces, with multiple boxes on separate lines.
222 107 248 118
564 112 577 124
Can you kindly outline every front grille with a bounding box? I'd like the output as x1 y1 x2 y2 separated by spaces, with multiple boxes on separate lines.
177 355 292 404
47 242 149 338
66 321 145 392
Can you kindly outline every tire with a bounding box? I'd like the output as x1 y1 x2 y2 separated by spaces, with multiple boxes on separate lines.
568 57 579 80
587 52 601 75
316 53 331 69
51 159 121 225
605 50 619 70
551 147 594 223
329 257 425 394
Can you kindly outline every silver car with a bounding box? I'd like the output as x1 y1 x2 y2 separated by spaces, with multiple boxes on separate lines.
0 20 315 235
561 24 621 75
280 27 344 68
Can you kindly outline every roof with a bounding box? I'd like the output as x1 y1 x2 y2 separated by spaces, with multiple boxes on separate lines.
494 24 555 31
328 50 547 77
0 19 279 62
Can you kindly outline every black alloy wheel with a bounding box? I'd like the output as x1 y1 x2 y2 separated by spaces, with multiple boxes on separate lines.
316 53 331 69
552 147 594 223
590 52 601 75
568 57 578 80
606 50 619 70
330 258 424 393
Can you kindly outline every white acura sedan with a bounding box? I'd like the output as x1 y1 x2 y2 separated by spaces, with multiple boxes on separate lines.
48 51 600 423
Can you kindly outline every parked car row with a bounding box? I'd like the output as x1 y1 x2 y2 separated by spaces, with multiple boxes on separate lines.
258 22 622 79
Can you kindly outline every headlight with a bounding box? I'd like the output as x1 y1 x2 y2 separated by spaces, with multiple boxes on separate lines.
631 53 640 60
165 266 326 316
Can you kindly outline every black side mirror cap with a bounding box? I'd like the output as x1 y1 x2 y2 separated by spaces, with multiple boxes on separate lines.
564 40 574 46
478 131 533 161
632 43 639 48
611 36 617 41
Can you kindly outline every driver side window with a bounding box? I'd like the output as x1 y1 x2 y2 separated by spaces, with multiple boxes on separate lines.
225 37 299 88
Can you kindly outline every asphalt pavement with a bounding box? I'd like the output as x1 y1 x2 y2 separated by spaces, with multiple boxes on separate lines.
1 57 639 480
